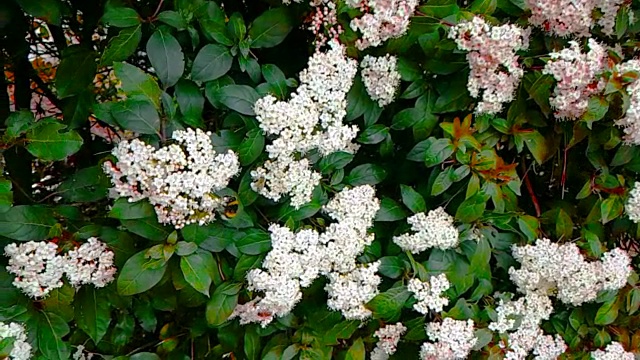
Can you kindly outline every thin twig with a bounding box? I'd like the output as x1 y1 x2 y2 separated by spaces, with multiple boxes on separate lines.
521 159 541 217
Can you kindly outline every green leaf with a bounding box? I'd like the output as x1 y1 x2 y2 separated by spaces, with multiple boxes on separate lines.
109 198 155 219
367 287 411 322
378 256 405 279
117 250 168 296
182 223 237 252
455 192 487 223
244 326 261 360
215 85 261 115
227 12 247 41
191 44 234 83
346 164 387 186
38 312 70 360
175 79 205 124
25 122 83 161
318 152 355 174
57 166 109 203
56 47 97 99
627 288 640 315
236 229 272 255
375 198 408 222
121 217 170 241
601 197 624 224
146 29 185 87
0 180 12 213
521 130 553 165
180 250 215 296
16 0 63 25
470 0 497 14
249 8 293 48
357 125 389 144
75 287 111 344
206 282 241 326
391 108 421 130
101 25 142 66
517 215 539 241
0 205 57 240
111 99 161 135
130 353 161 360
400 185 427 213
432 168 454 196
102 5 140 27
5 110 35 138
238 128 265 166
113 62 162 107
595 299 619 325
157 11 187 30
345 338 365 360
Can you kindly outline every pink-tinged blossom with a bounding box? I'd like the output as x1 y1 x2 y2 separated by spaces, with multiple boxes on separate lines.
449 17 530 115
348 0 419 50
4 241 65 298
597 0 626 36
64 237 117 288
525 0 596 37
615 59 640 144
591 342 635 360
370 323 407 360
542 39 606 120
361 54 401 107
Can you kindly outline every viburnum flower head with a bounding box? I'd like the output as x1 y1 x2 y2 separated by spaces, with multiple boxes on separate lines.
420 318 477 360
5 241 65 298
393 207 459 253
64 237 117 288
0 322 32 360
509 238 632 306
370 322 407 360
591 341 635 360
360 54 401 107
449 16 530 115
103 128 240 228
615 60 640 145
252 41 358 208
348 0 419 50
543 39 606 120
407 274 450 313
325 261 381 320
625 181 640 222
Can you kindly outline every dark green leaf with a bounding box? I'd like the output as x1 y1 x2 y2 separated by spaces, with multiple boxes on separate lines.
147 29 185 87
238 128 265 166
117 250 168 296
180 250 215 296
249 8 293 48
346 164 387 186
345 338 365 360
236 229 272 255
375 197 408 222
56 47 97 99
216 85 260 115
378 256 405 279
206 282 240 326
112 99 161 135
191 44 234 83
38 312 70 360
75 287 111 344
102 5 140 27
101 25 142 66
0 205 56 240
400 185 426 213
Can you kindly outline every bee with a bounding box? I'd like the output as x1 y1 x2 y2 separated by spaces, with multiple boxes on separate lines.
222 196 239 219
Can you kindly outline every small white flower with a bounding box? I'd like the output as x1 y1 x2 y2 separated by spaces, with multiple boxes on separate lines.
420 318 477 360
0 322 32 360
591 342 635 360
361 54 401 107
407 274 450 313
5 241 65 298
371 322 406 359
64 237 117 288
393 207 459 253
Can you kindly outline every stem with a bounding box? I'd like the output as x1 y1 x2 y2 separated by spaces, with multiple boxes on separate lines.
151 0 165 20
521 159 541 217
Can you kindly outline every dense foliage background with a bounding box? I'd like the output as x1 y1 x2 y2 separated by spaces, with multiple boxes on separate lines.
1 0 640 359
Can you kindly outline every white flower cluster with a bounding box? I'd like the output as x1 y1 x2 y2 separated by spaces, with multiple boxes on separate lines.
252 41 359 208
325 261 381 320
407 273 450 313
73 345 94 360
525 0 625 37
5 241 65 298
509 238 632 306
348 0 419 50
0 322 31 360
625 181 640 222
489 292 565 360
64 237 117 288
360 54 401 107
449 17 530 114
542 39 606 120
5 238 117 298
370 322 407 360
615 60 640 145
591 342 635 360
419 318 477 360
525 0 596 37
597 0 626 36
103 128 240 229
393 207 459 253
234 186 380 326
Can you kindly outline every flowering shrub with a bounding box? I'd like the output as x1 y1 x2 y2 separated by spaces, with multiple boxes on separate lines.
1 0 640 359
